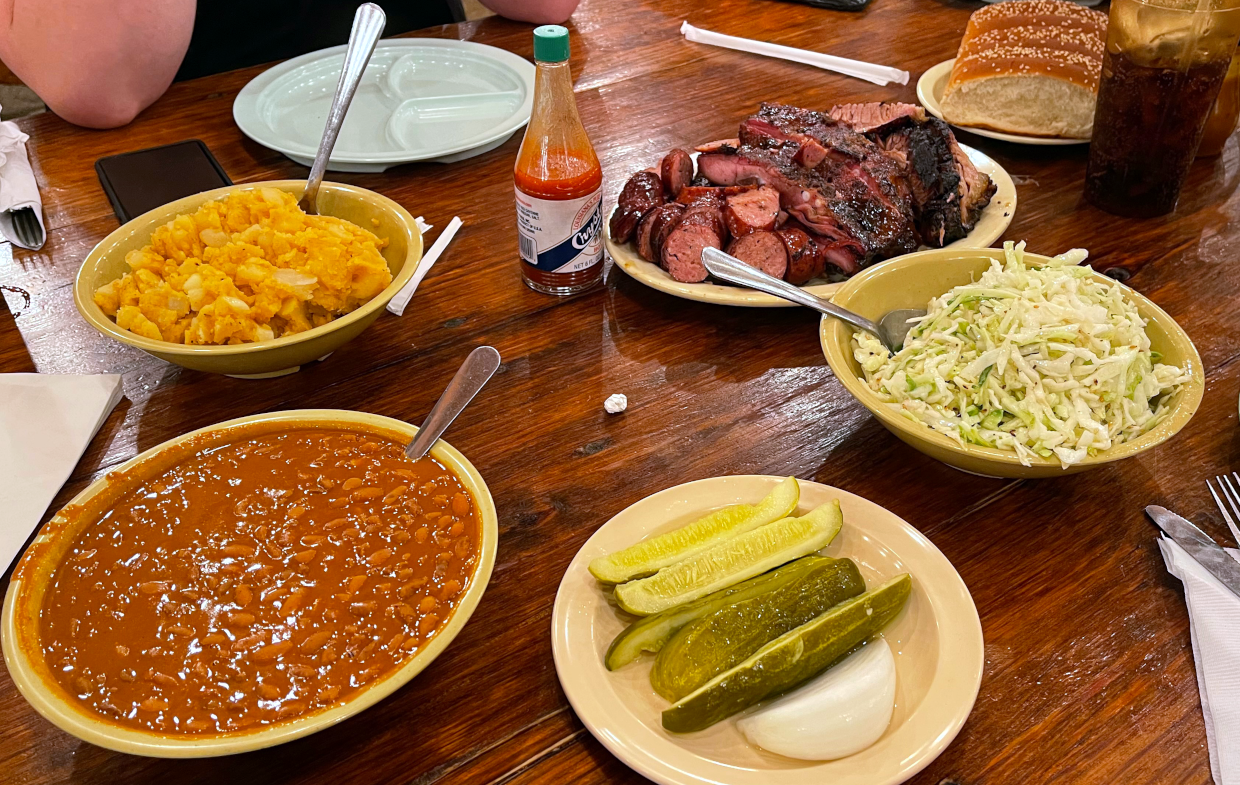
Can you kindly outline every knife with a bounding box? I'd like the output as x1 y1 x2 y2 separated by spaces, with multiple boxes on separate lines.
1146 505 1240 599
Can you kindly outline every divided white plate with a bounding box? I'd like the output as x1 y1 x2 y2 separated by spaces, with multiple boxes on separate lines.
917 60 1090 147
606 145 1016 307
234 38 536 173
552 475 985 785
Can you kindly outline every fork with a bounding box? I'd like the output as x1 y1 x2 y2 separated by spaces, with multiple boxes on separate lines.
8 207 42 248
1206 473 1240 546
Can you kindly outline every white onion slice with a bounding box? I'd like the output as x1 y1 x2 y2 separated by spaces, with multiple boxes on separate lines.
736 637 896 760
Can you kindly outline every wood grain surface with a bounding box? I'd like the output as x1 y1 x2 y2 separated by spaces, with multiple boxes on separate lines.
0 0 1236 783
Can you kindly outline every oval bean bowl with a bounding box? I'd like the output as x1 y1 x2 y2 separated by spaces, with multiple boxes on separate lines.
1 409 497 757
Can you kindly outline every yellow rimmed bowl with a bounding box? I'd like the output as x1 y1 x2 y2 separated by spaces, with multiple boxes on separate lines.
74 181 423 379
820 248 1205 479
1 409 497 757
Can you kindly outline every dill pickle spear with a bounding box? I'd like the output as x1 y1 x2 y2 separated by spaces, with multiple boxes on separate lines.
661 574 912 734
614 500 843 616
590 477 800 584
650 557 865 701
604 556 831 671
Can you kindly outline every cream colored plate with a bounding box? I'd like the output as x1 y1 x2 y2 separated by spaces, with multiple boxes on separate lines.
551 475 984 785
917 60 1089 147
606 145 1016 307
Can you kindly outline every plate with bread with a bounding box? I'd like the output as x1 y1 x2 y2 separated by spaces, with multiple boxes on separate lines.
917 0 1108 145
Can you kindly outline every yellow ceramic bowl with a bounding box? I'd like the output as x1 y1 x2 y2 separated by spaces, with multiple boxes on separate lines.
820 248 1205 479
1 409 497 757
73 181 423 379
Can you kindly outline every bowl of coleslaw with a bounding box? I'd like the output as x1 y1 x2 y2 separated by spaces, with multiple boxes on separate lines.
820 243 1203 479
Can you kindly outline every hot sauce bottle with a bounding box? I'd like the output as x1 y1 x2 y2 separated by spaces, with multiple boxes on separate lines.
514 25 603 295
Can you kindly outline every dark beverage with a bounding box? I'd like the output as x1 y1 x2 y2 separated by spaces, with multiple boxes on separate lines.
1085 50 1229 217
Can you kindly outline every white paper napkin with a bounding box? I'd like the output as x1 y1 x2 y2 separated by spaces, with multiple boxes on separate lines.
1159 536 1240 784
0 118 46 250
0 374 123 572
387 216 463 316
680 21 909 86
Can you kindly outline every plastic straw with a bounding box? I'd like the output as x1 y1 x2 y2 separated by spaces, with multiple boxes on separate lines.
680 21 909 86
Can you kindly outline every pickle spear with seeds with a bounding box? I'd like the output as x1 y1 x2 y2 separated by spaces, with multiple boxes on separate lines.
605 555 832 671
662 574 912 734
650 557 865 702
589 477 800 584
614 499 843 616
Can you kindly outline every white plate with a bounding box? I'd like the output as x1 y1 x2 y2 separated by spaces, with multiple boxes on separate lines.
917 60 1090 146
234 38 535 173
606 146 1016 307
552 475 985 785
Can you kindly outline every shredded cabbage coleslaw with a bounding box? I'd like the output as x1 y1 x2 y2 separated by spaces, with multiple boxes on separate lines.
853 242 1191 468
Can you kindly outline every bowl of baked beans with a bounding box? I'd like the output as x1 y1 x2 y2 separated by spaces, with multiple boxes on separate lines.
1 409 497 756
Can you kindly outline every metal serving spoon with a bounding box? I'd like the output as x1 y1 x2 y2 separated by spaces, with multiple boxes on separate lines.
298 3 386 215
405 346 503 461
702 247 924 353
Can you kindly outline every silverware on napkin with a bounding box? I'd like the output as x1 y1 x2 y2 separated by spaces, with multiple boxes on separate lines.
1146 505 1240 599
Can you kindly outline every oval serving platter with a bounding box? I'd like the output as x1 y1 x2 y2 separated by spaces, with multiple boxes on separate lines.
606 145 1016 307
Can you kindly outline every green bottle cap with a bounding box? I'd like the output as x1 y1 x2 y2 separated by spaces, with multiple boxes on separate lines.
533 25 570 62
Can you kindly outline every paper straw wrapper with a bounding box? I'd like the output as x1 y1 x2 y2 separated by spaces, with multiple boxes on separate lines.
387 216 462 316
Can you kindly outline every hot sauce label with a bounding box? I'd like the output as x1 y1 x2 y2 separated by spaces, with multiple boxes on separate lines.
515 187 603 273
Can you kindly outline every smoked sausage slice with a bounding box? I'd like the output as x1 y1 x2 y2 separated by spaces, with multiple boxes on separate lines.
662 193 725 283
660 148 695 199
777 226 827 285
724 186 780 237
661 224 720 283
725 231 788 280
636 203 685 263
609 171 665 244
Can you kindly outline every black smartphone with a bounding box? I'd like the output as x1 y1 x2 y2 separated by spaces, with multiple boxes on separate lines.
95 140 232 224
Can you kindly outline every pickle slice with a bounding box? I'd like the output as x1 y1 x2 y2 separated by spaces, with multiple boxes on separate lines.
613 500 843 616
662 574 912 734
650 557 865 701
589 477 800 584
605 556 831 671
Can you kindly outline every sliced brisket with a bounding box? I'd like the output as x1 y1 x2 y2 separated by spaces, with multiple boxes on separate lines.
873 115 996 246
828 102 926 135
700 103 920 264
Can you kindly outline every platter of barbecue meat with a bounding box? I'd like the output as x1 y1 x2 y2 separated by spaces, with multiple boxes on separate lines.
605 102 1016 307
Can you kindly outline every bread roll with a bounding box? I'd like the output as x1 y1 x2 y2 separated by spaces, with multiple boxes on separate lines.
940 0 1107 139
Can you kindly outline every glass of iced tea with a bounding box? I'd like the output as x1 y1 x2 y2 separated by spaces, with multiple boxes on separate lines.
1085 0 1240 217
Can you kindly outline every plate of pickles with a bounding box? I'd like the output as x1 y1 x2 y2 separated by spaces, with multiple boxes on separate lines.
551 475 984 785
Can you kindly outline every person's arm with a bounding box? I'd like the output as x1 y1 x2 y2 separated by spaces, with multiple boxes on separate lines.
479 0 581 25
0 0 195 129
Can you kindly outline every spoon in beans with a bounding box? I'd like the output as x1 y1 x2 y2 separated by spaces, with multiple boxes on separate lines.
405 346 503 461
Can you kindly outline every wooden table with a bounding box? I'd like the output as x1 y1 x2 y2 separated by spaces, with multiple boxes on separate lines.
1 0 1236 782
